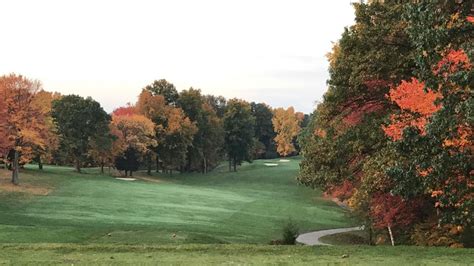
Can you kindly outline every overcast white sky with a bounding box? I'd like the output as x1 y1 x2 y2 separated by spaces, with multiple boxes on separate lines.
0 0 355 113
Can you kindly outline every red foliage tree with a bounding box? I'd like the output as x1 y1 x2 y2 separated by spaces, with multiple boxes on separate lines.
434 49 472 77
327 180 355 201
112 104 137 116
370 193 422 246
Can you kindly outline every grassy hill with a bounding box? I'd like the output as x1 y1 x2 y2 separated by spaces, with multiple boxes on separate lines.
0 158 352 244
1 158 473 264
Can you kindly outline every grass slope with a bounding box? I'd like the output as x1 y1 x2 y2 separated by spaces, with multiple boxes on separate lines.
0 244 473 265
0 158 352 244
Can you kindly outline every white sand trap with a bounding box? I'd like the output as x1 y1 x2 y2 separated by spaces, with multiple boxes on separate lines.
115 177 136 181
279 159 290 162
264 163 279 167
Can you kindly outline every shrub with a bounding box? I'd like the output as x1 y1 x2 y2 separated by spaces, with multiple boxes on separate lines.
411 222 464 247
282 219 299 245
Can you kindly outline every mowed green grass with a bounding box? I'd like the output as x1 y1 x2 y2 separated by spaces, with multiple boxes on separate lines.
1 244 472 265
0 158 352 244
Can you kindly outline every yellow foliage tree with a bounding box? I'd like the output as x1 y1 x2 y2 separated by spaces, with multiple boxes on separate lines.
0 74 47 184
31 90 61 169
272 107 303 157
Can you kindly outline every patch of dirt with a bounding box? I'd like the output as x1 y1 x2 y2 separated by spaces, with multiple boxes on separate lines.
0 181 52 196
0 170 52 196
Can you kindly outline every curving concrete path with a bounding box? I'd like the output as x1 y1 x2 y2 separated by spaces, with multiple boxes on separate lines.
296 226 364 246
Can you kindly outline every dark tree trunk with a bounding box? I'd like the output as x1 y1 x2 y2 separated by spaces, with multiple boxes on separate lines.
147 155 152 176
38 156 43 170
100 159 104 174
369 226 374 246
11 150 19 185
233 156 237 172
156 156 160 173
75 158 81 173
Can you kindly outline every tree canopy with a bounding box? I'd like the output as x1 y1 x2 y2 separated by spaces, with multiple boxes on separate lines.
52 95 111 173
298 0 473 247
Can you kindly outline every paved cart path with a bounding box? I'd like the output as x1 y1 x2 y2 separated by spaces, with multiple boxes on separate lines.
296 226 363 246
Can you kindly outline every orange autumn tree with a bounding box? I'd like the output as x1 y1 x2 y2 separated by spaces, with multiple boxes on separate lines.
384 47 473 237
272 107 303 157
383 78 442 141
31 90 61 169
0 74 47 184
136 90 197 175
0 85 12 161
112 108 157 156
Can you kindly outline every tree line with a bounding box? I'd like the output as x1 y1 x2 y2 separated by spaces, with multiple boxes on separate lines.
298 1 473 247
0 77 307 182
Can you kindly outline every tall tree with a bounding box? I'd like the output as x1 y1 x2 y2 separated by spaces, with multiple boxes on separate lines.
223 99 255 172
251 102 276 159
272 107 303 157
299 0 473 246
157 107 197 175
205 94 227 118
89 122 126 174
31 90 61 169
112 108 157 176
144 79 179 106
137 90 196 174
178 88 224 173
0 74 47 184
298 0 416 244
52 95 111 173
0 84 11 162
384 1 474 240
115 147 140 177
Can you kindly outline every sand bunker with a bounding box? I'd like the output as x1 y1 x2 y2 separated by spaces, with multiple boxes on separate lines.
115 177 136 181
264 163 278 167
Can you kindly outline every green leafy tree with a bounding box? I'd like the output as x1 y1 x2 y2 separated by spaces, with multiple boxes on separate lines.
224 99 255 172
385 1 474 242
144 79 179 106
178 88 224 173
137 90 196 174
205 94 227 118
251 102 276 159
52 95 111 172
298 0 416 243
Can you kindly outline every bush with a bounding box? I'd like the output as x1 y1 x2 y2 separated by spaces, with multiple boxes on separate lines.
460 224 474 248
282 219 299 245
411 222 464 247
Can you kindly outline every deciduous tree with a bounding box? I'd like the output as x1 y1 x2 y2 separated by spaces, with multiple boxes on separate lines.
272 107 303 157
178 88 223 173
0 74 46 184
224 99 255 172
251 102 276 159
31 90 61 169
52 95 111 173
144 79 179 106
